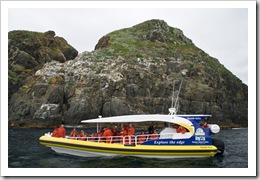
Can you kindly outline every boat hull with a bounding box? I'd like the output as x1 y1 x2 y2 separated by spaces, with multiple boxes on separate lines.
39 136 217 158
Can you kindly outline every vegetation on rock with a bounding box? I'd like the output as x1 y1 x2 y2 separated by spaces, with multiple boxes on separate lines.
8 30 78 99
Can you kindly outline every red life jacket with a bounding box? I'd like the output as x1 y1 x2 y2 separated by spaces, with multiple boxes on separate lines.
103 129 113 143
119 129 128 144
149 133 159 140
177 127 187 134
57 127 66 137
128 127 135 135
51 129 59 137
69 129 79 140
138 134 147 144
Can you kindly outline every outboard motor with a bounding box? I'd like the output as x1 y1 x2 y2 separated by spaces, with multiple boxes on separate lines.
208 124 225 155
211 137 225 155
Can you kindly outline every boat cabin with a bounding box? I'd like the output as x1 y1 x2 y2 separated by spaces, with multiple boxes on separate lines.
75 114 214 145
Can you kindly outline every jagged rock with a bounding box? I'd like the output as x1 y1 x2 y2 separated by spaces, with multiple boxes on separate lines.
8 30 78 99
8 20 248 128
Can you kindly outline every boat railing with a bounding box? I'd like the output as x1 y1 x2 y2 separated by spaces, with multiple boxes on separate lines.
52 131 187 145
64 132 181 145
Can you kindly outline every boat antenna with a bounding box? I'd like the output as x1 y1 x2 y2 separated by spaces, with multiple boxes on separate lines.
169 79 183 115
174 79 183 111
171 80 175 109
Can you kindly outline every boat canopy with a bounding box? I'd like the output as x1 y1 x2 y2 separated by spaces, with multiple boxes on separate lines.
81 114 211 124
81 114 211 135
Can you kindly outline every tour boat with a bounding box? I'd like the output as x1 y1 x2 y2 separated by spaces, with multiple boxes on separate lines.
39 111 225 158
39 80 225 158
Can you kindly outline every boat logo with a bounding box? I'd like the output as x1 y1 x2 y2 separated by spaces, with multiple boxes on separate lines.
195 128 205 136
194 128 206 141
195 136 206 141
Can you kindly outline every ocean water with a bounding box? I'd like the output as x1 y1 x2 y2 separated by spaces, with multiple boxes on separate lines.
8 128 248 168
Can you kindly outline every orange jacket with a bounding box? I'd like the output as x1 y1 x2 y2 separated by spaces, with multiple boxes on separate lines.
149 133 159 140
69 129 79 139
202 123 209 128
79 133 89 141
176 127 187 134
120 129 128 136
128 127 135 136
138 134 147 144
89 133 98 141
103 129 113 136
103 129 113 143
51 129 59 137
119 129 128 143
57 127 66 137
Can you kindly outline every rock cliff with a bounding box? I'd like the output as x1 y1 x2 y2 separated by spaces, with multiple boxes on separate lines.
8 30 78 99
8 20 247 128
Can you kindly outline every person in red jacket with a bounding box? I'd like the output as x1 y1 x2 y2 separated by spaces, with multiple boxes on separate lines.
176 125 187 134
79 130 89 141
51 126 60 137
128 124 135 135
89 133 98 142
202 122 209 128
56 123 66 138
138 130 147 144
112 126 120 143
97 129 105 142
149 129 159 140
128 124 136 144
120 126 128 144
103 127 113 143
69 128 79 140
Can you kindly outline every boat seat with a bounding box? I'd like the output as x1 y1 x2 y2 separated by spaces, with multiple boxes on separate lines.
159 127 192 139
159 127 176 139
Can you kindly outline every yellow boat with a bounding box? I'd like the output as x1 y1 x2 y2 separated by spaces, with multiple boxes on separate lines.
39 114 224 158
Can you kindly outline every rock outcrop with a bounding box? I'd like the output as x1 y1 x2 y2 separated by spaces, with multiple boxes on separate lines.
8 30 78 99
8 20 247 128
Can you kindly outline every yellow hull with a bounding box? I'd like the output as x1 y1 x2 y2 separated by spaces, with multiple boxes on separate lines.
39 136 217 158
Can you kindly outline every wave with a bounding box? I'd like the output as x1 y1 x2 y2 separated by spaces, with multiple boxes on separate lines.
231 127 248 130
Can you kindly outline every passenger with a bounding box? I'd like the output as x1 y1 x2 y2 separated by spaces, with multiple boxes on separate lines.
121 124 129 132
97 129 105 142
112 126 120 143
202 122 209 128
119 126 128 144
97 129 104 137
112 126 119 136
103 127 113 143
138 130 147 144
148 124 155 134
128 124 136 144
149 129 159 140
128 124 135 135
79 130 89 141
51 125 60 137
56 123 66 138
176 125 187 134
89 133 98 142
69 128 79 140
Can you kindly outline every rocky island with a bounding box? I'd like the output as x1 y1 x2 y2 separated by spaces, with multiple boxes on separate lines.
8 19 248 128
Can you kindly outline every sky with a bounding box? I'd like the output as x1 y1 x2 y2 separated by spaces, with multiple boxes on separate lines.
7 3 249 85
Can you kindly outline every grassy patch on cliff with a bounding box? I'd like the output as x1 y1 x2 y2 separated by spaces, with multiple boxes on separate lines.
9 30 44 43
99 27 200 60
8 70 19 81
